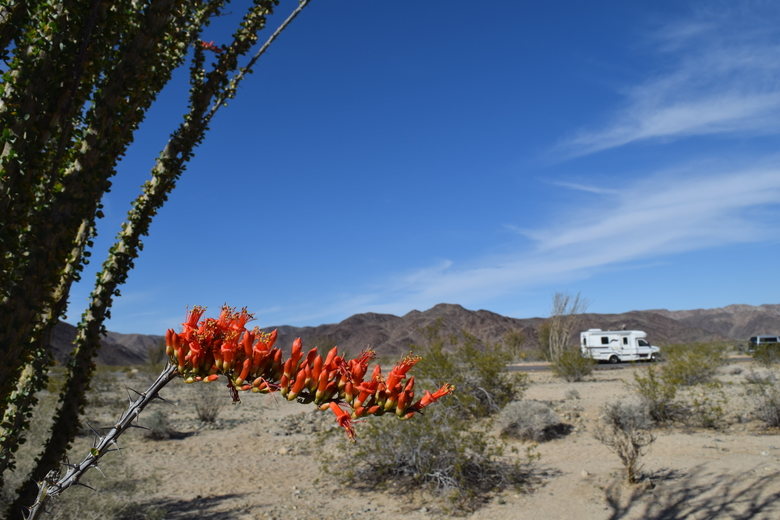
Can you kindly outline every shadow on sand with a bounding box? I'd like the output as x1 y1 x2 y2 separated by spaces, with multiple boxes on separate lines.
605 466 780 520
117 492 244 520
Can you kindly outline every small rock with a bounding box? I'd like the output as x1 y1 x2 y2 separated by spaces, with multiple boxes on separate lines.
278 447 289 455
581 470 591 478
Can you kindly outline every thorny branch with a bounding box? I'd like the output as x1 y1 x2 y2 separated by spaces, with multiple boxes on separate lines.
24 364 179 520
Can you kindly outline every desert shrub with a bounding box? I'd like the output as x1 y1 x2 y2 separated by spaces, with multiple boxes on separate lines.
727 366 744 376
743 371 780 427
744 369 775 385
662 343 726 386
86 368 124 408
322 404 532 513
503 330 527 362
413 328 527 418
565 388 581 400
632 366 679 424
551 348 594 382
498 400 571 442
321 327 535 512
594 401 655 483
194 383 225 424
147 341 167 369
142 410 174 440
683 381 728 430
752 342 780 367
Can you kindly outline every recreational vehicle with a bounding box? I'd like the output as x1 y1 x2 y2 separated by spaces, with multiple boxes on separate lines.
747 335 780 353
749 335 779 348
580 329 660 363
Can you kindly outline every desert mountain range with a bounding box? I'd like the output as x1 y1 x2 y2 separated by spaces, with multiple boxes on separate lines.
49 303 780 365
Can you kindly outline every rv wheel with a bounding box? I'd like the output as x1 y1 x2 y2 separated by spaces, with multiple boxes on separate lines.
608 355 620 364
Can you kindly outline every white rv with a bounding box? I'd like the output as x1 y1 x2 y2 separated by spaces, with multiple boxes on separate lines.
580 329 660 363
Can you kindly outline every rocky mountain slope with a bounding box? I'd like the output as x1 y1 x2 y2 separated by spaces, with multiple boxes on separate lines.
49 322 162 365
50 302 779 365
651 304 780 340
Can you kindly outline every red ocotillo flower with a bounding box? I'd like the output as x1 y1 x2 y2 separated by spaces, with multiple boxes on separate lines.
164 306 453 438
328 402 356 440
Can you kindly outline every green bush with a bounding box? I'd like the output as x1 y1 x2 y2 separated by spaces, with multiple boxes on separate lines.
632 366 680 424
662 342 726 387
320 327 534 513
413 328 527 418
321 405 532 513
551 348 594 382
752 342 780 367
684 381 727 430
634 345 730 429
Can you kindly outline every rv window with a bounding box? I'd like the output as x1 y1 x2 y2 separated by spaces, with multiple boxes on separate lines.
638 339 649 346
623 337 628 345
601 336 609 345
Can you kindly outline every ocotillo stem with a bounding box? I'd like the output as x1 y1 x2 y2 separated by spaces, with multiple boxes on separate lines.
24 364 179 520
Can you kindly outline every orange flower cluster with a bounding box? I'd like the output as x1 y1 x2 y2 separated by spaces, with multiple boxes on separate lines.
165 306 454 438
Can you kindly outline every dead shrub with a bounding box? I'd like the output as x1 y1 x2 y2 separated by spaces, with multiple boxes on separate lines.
497 400 571 442
142 410 174 440
594 401 655 483
194 383 225 423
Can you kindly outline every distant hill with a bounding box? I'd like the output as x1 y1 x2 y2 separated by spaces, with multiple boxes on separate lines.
49 322 162 365
51 303 780 365
651 304 780 340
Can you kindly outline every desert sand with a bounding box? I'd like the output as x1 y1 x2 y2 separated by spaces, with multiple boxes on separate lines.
5 360 780 520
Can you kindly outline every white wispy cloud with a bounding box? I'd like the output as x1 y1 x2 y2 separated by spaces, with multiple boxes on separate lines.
559 6 780 157
549 181 620 195
255 7 780 326
280 163 780 323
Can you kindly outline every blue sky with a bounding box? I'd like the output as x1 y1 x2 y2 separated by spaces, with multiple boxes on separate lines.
66 1 780 334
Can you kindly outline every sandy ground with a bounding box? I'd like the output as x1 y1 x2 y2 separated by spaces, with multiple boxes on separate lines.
7 360 780 520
